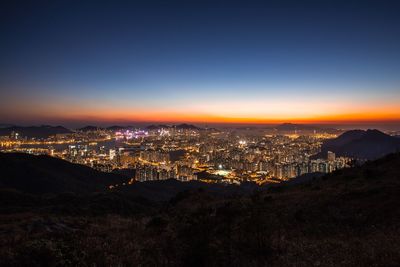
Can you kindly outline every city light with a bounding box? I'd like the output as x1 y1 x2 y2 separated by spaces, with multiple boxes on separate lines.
0 125 357 185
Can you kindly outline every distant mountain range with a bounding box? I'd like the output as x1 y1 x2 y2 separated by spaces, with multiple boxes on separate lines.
0 123 349 136
272 123 340 133
275 123 318 131
146 123 201 130
145 124 171 130
76 125 104 131
107 125 129 131
0 125 72 138
0 123 15 128
0 124 203 137
315 129 400 160
77 124 202 132
175 123 201 130
77 125 131 131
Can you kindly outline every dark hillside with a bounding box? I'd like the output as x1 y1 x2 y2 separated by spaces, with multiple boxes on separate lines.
0 153 399 266
0 153 127 194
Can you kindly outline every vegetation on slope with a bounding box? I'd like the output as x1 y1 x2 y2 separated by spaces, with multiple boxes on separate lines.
1 153 400 266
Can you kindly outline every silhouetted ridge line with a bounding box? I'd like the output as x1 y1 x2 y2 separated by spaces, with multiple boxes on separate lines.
0 153 127 194
0 125 72 138
315 129 400 160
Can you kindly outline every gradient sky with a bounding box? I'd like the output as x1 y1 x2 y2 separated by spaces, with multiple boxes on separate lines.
1 0 400 127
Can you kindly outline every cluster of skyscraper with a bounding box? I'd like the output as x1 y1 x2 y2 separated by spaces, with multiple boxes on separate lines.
0 126 352 185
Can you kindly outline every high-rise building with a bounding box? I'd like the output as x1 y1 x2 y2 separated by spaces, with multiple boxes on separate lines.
327 151 336 162
109 149 116 160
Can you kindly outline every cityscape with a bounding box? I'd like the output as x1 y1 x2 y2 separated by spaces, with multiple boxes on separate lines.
0 124 354 186
1 0 400 266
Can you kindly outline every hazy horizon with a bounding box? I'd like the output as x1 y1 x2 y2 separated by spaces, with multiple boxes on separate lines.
2 120 400 131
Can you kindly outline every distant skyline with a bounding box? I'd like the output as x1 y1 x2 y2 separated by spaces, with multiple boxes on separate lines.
1 1 400 127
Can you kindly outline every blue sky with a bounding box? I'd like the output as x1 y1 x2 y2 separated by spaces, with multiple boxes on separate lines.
1 0 400 126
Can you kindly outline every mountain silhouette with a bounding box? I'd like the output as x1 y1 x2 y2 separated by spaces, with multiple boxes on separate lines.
174 123 200 130
145 124 171 130
106 125 129 131
316 129 400 159
275 123 317 131
146 124 201 130
0 125 72 138
77 125 104 132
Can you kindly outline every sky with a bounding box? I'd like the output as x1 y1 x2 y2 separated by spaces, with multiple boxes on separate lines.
1 0 400 127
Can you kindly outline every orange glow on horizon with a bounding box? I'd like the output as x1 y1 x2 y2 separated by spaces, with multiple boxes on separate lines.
3 96 400 125
44 110 400 125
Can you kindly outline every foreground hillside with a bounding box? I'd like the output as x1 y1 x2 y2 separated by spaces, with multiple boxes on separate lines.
0 153 400 266
0 153 128 194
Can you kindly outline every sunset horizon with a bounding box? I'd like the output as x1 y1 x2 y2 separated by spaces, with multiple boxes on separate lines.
3 97 400 127
2 1 400 265
1 1 400 129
